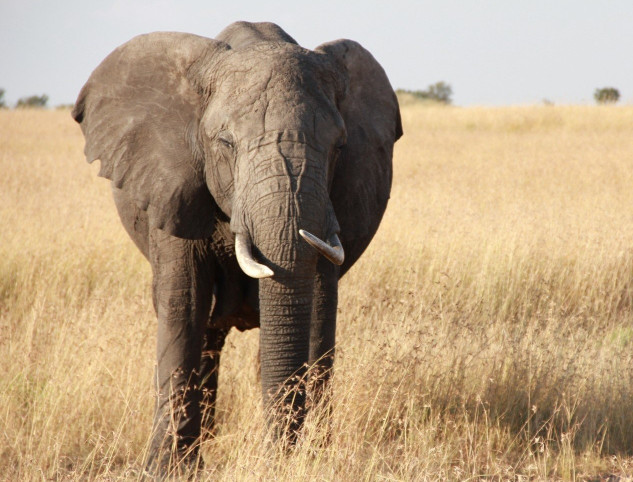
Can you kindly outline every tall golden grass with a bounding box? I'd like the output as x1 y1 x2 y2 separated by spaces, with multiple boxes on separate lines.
2 104 633 480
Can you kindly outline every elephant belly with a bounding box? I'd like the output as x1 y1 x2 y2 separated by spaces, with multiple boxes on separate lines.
209 266 260 332
211 301 259 332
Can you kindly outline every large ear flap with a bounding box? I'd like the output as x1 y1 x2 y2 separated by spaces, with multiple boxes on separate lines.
72 32 229 239
316 40 402 271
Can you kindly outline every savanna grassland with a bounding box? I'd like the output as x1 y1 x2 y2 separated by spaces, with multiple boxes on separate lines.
2 104 633 480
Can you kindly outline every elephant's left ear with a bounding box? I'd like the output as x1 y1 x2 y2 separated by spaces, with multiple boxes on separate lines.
315 39 402 268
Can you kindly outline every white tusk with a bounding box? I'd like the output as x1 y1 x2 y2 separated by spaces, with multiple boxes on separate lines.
235 233 274 279
299 229 345 266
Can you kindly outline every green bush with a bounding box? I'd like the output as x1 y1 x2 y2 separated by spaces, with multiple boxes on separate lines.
397 81 453 105
16 94 49 109
594 87 620 104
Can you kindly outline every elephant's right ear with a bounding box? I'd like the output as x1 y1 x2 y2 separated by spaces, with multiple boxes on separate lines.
72 32 229 239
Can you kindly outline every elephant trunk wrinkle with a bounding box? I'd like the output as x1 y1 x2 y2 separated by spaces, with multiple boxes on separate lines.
232 133 330 244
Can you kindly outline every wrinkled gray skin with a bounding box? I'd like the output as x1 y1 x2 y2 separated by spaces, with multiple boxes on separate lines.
73 21 402 474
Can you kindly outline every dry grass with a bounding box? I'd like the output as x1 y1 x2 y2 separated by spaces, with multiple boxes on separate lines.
2 105 633 480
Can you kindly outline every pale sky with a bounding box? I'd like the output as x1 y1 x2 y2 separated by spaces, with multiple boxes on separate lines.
2 0 632 107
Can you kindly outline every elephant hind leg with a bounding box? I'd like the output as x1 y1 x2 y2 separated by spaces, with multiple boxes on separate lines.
308 258 338 408
199 325 229 436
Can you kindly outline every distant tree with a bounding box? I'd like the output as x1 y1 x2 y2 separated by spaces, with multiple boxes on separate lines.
16 94 49 109
425 81 453 104
594 87 620 104
0 89 6 109
396 81 453 105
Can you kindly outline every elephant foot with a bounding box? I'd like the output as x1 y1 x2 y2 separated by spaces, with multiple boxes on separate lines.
264 391 307 451
145 408 204 480
144 444 203 481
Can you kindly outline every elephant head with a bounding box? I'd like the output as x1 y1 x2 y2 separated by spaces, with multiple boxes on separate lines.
73 22 401 447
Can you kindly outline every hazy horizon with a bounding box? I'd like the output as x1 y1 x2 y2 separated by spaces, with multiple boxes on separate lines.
2 0 632 107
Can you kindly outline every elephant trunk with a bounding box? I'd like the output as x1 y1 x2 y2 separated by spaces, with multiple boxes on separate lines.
231 131 335 438
258 273 313 435
251 208 320 439
252 188 323 438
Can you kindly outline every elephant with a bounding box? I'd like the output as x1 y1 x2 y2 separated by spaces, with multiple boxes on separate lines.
72 21 402 473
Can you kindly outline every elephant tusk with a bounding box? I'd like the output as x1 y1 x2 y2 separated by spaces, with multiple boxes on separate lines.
235 233 274 279
299 229 345 266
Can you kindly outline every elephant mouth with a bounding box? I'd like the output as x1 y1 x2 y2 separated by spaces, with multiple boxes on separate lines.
235 230 344 279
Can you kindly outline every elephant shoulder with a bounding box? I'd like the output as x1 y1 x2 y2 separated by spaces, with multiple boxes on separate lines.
215 21 298 49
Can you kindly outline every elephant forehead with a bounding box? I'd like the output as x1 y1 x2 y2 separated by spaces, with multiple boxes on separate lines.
217 45 324 93
244 130 324 155
243 131 327 183
222 42 315 70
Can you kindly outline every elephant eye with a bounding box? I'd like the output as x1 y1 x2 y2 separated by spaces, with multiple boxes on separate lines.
217 131 235 149
331 142 344 168
334 139 346 156
335 132 347 151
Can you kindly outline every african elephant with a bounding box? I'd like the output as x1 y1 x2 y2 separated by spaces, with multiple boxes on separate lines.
72 21 402 473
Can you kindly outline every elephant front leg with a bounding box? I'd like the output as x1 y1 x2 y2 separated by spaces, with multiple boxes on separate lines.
308 258 338 408
146 227 213 475
199 325 228 436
